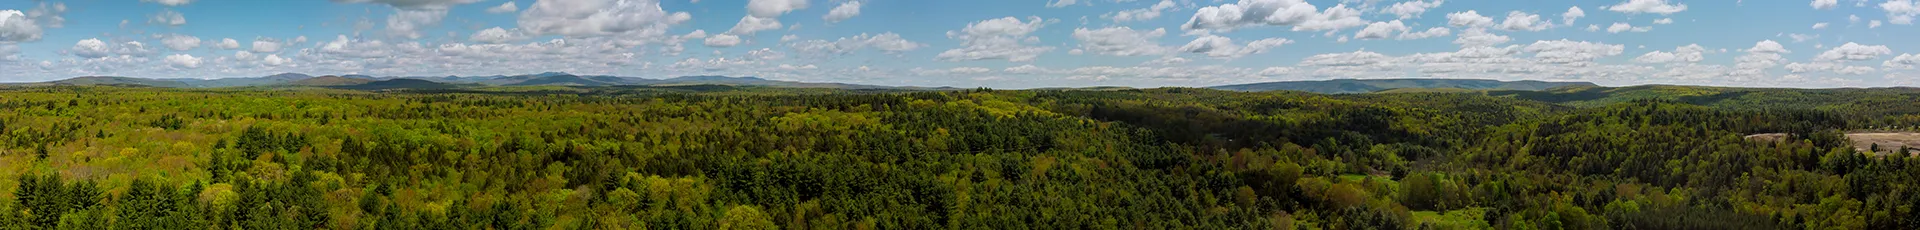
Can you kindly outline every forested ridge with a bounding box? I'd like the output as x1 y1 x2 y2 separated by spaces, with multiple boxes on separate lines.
1 86 1918 229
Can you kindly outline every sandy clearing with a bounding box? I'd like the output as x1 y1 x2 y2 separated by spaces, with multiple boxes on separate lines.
1746 132 1920 157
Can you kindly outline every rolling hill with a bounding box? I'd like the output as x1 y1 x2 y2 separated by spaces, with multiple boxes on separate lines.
1209 79 1598 94
287 75 376 86
332 79 461 90
39 76 193 88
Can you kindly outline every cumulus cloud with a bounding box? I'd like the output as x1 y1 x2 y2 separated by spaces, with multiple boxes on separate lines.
487 2 519 13
1181 0 1369 32
1731 40 1790 77
1071 27 1169 56
216 38 241 49
1 10 45 42
1885 0 1920 24
1523 40 1624 64
1562 6 1585 26
70 38 111 58
1653 18 1673 24
1398 27 1451 40
1178 35 1292 59
1885 53 1920 69
1812 22 1829 29
519 0 693 41
1607 0 1689 14
788 32 926 55
1353 20 1410 40
1384 0 1444 19
1606 22 1651 33
938 16 1055 62
1446 10 1494 28
1633 44 1706 63
251 38 282 53
1814 42 1892 61
728 16 784 36
1813 0 1837 9
1300 50 1391 67
165 54 202 68
824 1 861 23
704 34 742 47
470 27 528 44
748 0 809 17
150 9 186 26
331 0 478 10
1108 0 1176 23
160 34 201 51
1497 11 1552 31
142 0 194 6
1453 28 1510 47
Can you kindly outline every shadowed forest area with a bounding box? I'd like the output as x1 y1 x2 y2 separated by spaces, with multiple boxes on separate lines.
1 85 1919 229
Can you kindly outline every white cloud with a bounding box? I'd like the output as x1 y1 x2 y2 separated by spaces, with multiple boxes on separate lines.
1300 50 1391 66
1633 44 1706 63
1814 42 1892 61
1498 11 1552 31
216 38 240 49
331 0 478 10
1523 40 1624 64
728 16 784 36
1178 35 1292 59
1813 0 1838 9
150 9 186 26
251 38 282 53
938 16 1055 62
70 38 111 58
165 54 202 69
1180 0 1369 32
1453 28 1510 47
1108 0 1175 23
704 34 742 47
160 34 201 51
1353 20 1409 40
1885 53 1920 69
487 2 519 13
470 27 528 44
384 10 446 39
1811 22 1829 29
1884 0 1920 24
1446 10 1494 28
1871 20 1884 28
1607 0 1689 14
1071 27 1169 56
1 10 46 42
1398 27 1451 40
1562 6 1585 26
789 32 925 55
1259 67 1296 76
748 0 810 18
1606 22 1651 33
519 0 693 41
1731 40 1789 78
142 0 194 6
1047 0 1078 8
1143 56 1191 66
824 1 861 23
263 54 290 66
1653 18 1673 24
1385 0 1445 19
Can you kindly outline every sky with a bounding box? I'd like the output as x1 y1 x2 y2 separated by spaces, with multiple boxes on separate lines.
1 0 1918 88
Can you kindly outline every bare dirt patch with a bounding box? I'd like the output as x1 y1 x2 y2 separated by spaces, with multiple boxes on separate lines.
1746 132 1920 157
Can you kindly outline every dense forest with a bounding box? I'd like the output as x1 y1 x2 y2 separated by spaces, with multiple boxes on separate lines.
1 85 1918 229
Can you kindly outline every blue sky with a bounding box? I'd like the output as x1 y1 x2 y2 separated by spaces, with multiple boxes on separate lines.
2 0 1919 88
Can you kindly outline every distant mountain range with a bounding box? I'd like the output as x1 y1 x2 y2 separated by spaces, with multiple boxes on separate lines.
1 72 901 90
1208 79 1599 94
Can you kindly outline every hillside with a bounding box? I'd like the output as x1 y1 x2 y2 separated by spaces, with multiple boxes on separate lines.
332 79 461 90
1209 78 1598 94
42 76 193 88
504 75 616 86
287 75 375 86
